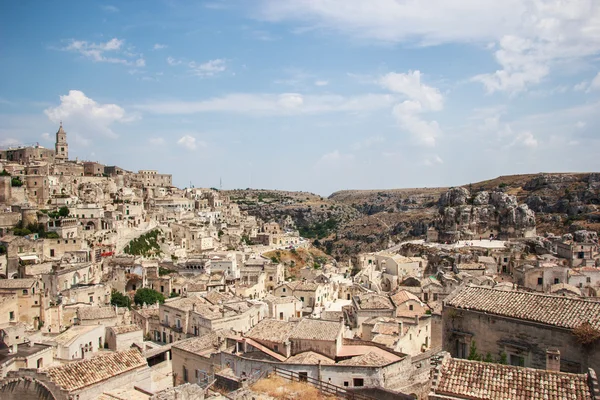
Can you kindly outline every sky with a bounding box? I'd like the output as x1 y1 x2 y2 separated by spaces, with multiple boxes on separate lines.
1 0 600 195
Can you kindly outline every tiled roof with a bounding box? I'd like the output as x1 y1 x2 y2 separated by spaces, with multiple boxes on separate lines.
45 349 146 391
446 286 600 330
434 357 593 400
289 319 342 342
0 278 37 289
77 306 116 320
337 351 391 366
50 325 101 346
204 290 229 305
287 351 335 365
390 290 422 306
245 319 297 343
171 332 219 355
356 293 394 310
263 294 300 305
110 324 142 335
134 307 159 318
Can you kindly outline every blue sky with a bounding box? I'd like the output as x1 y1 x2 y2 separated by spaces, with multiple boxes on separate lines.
1 0 600 195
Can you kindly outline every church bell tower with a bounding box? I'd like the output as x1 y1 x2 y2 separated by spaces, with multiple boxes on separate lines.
55 122 68 161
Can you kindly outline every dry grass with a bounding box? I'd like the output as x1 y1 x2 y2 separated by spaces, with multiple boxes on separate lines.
251 375 339 400
263 247 332 277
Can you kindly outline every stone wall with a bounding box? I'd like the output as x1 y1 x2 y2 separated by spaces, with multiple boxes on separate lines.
442 306 600 374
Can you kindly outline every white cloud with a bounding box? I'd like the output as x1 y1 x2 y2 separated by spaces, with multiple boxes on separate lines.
41 132 52 141
153 43 167 50
575 121 586 129
44 90 136 140
259 0 600 93
423 154 444 166
316 150 355 167
177 135 206 150
101 5 119 12
189 59 227 77
61 38 145 67
135 93 395 115
590 72 600 91
511 131 538 148
379 71 444 146
149 137 165 145
315 80 329 86
379 71 443 111
574 81 589 91
167 57 227 77
166 57 182 66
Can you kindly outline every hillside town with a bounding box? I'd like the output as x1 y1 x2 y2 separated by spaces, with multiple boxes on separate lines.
0 125 598 400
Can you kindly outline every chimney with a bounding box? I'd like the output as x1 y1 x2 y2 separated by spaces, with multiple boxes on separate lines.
546 348 560 372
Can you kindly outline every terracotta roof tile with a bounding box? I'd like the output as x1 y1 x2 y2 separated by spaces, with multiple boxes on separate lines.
446 286 600 330
45 349 146 391
435 358 593 400
289 319 342 342
77 306 117 320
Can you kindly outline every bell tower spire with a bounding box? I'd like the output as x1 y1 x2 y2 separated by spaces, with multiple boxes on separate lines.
55 122 68 162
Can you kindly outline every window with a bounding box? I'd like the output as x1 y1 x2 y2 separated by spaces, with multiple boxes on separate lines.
578 252 585 259
183 367 188 382
409 304 414 311
554 278 560 284
300 296 305 302
343 382 349 387
298 372 308 382
537 277 543 285
50 249 55 257
279 312 284 320
282 288 286 293
22 289 28 295
9 311 14 321
509 354 525 367
89 296 93 303
270 276 273 281
503 257 508 262
353 378 364 387
587 277 592 283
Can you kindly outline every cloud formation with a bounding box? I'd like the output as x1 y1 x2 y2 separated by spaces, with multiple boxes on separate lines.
167 57 227 77
44 90 135 140
380 71 444 146
177 135 206 150
62 38 145 67
259 0 600 93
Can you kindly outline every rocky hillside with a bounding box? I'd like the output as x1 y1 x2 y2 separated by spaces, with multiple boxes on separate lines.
226 173 600 261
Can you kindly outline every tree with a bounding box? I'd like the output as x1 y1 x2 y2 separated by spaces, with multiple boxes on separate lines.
110 290 131 309
497 352 508 365
11 177 23 187
134 288 165 306
468 341 481 361
0 169 10 176
58 206 70 217
483 352 494 363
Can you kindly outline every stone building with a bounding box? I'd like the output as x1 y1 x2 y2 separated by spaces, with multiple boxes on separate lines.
54 123 68 162
0 348 150 400
442 286 600 374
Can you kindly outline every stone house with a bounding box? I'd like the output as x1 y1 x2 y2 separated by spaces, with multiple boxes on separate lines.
0 348 150 400
76 305 122 327
514 263 569 292
568 266 600 296
106 324 144 352
170 332 226 386
0 292 19 327
0 279 41 327
391 289 428 318
262 294 302 321
45 324 105 360
348 293 395 329
442 286 600 374
131 304 159 340
557 241 598 267
0 235 45 278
